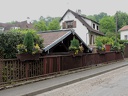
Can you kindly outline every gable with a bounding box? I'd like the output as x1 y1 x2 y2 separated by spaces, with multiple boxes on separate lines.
119 25 128 32
60 9 104 36
38 30 91 53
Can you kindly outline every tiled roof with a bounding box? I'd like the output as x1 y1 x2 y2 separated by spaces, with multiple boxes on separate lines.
119 25 128 31
39 30 72 51
38 29 91 52
39 30 69 47
0 21 34 31
60 9 104 36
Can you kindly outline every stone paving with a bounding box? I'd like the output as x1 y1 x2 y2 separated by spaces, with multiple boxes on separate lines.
36 65 128 96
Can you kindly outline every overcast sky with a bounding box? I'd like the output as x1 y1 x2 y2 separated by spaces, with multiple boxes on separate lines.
0 0 128 23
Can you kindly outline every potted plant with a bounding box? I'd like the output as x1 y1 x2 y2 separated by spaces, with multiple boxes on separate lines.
96 41 105 53
16 32 42 61
105 38 113 52
69 37 80 55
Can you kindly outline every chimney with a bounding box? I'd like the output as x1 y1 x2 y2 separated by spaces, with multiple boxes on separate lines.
76 9 81 15
27 17 31 24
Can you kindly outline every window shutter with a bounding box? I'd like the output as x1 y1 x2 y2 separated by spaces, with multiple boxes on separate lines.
73 21 76 28
62 22 66 29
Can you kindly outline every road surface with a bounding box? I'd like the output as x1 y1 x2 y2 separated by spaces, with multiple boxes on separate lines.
37 65 128 96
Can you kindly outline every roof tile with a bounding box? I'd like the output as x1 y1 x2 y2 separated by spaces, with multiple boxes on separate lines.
119 25 128 31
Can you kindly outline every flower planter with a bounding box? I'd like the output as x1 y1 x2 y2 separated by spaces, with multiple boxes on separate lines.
105 44 111 52
97 50 105 55
70 51 83 57
16 53 40 61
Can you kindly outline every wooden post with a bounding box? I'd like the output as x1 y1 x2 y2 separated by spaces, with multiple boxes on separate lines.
25 62 29 80
0 60 3 82
49 58 53 73
43 58 47 75
57 56 60 72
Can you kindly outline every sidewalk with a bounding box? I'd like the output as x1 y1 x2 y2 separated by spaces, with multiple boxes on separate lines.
0 59 128 96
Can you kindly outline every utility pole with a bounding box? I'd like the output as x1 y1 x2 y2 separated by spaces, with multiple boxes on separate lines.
115 12 118 43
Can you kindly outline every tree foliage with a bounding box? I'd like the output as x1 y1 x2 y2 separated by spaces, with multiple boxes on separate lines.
114 11 128 30
0 32 24 59
48 19 61 30
34 20 47 31
99 16 116 34
87 12 108 22
34 16 61 31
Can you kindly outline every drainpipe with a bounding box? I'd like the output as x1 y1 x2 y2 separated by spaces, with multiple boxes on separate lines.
47 50 49 54
86 33 89 45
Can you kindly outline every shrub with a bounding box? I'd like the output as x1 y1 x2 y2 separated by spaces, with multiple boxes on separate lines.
0 32 24 59
69 37 80 51
0 30 44 59
69 37 80 54
17 31 43 55
23 32 34 53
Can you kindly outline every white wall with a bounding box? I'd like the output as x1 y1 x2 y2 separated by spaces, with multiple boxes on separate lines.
82 18 99 31
120 30 128 40
83 18 92 26
60 12 89 45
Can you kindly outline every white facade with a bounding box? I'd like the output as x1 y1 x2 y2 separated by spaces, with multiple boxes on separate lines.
0 27 4 32
120 30 128 40
60 12 89 45
60 11 100 45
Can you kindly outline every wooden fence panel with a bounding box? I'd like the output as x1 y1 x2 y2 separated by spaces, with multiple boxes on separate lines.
0 60 3 82
0 52 124 84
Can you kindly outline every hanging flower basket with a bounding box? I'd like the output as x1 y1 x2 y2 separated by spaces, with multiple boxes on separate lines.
16 53 40 61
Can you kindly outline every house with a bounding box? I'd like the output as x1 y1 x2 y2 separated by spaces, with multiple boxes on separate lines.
39 29 92 54
119 25 128 40
0 21 34 32
59 9 104 48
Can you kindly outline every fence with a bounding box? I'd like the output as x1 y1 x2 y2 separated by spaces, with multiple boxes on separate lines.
0 52 123 85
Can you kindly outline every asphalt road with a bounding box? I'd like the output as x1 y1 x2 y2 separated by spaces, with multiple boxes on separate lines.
37 65 128 96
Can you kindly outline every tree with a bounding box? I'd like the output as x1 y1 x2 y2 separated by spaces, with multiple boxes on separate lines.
34 20 47 31
48 19 61 30
87 12 108 22
114 11 128 30
99 16 115 34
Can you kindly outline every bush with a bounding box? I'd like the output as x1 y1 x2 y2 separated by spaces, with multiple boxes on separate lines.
17 31 43 54
119 40 128 45
23 32 34 53
0 32 24 59
0 30 44 59
69 37 80 51
95 36 114 45
69 37 80 54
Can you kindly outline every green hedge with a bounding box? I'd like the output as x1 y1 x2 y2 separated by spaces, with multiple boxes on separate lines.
0 32 24 59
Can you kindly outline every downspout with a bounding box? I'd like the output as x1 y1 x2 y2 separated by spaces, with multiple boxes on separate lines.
47 50 49 54
86 33 89 45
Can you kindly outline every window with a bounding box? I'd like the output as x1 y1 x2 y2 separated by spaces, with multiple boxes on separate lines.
66 21 73 28
0 27 4 32
11 27 20 30
62 20 76 29
93 24 95 29
124 35 128 40
97 26 99 30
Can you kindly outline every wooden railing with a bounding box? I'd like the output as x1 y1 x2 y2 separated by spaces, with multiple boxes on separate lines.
0 52 124 84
